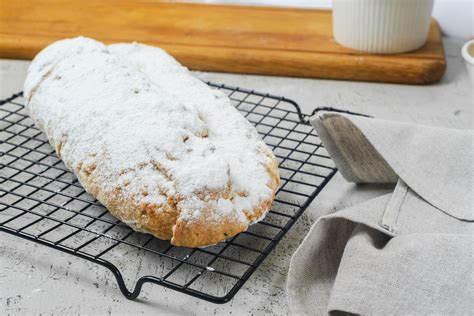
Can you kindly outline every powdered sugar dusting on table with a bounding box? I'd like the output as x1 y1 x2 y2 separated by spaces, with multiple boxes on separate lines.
24 37 278 228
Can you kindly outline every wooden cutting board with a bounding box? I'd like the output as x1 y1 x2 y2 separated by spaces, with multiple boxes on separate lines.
0 0 446 84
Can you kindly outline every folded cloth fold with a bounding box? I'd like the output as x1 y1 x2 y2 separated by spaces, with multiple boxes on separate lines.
287 113 473 315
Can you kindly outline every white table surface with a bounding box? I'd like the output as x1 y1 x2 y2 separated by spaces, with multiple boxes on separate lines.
0 37 472 315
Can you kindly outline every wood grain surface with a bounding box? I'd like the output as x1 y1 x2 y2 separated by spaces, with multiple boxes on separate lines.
0 0 446 84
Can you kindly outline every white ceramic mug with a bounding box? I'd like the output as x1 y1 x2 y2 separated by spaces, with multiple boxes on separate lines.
462 39 474 84
332 0 435 54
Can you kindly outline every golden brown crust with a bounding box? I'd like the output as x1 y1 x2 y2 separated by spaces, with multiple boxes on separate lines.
73 148 280 248
172 157 280 247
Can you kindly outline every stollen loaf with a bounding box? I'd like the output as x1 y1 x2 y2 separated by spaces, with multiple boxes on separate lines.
24 37 280 247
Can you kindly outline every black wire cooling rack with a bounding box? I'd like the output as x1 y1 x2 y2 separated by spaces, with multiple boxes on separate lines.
0 83 339 304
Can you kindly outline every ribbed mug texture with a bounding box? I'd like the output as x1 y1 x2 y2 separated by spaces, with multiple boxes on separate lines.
333 0 434 54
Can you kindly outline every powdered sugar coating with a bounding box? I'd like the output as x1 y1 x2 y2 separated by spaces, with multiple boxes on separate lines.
24 37 279 242
24 37 107 102
107 43 278 221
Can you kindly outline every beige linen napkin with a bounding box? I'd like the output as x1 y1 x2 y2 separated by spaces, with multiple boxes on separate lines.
287 113 473 315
